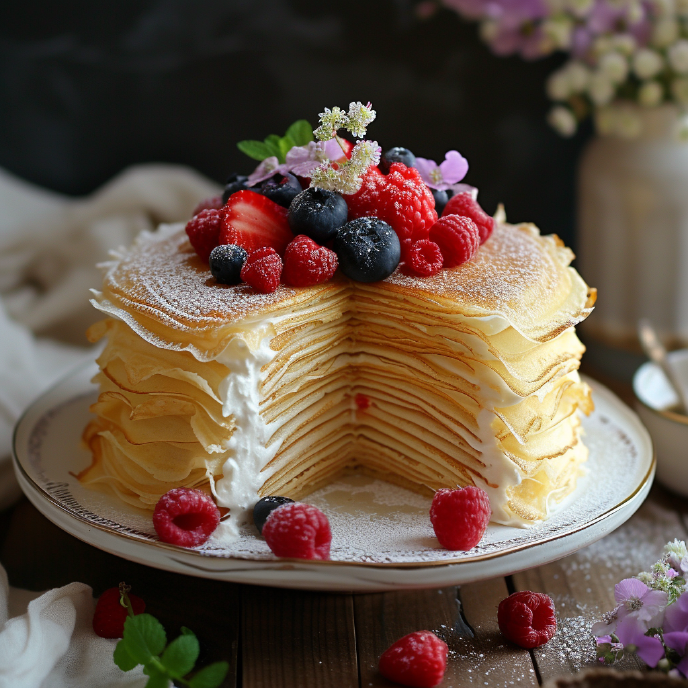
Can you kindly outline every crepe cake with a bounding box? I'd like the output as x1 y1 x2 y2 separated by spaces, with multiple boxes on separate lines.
79 211 596 530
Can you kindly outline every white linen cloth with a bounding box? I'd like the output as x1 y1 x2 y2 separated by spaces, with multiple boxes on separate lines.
0 164 220 503
0 164 220 685
0 564 148 687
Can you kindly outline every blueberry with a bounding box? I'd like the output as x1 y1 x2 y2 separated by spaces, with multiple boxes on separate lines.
380 147 416 173
288 187 348 243
253 496 294 535
209 244 247 285
333 218 401 283
254 172 302 208
432 188 450 216
222 173 249 204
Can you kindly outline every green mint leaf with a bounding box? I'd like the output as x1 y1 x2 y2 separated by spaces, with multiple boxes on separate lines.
286 120 314 146
113 639 139 672
237 140 274 162
122 614 167 664
181 626 194 636
189 661 230 688
160 632 200 678
263 135 284 162
278 135 296 160
143 669 171 688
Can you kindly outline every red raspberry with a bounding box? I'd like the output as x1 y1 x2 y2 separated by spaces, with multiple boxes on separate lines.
262 502 331 560
346 164 437 243
443 192 495 244
407 240 444 277
428 215 480 269
92 586 145 639
429 486 491 550
185 208 223 263
379 631 448 688
498 591 557 649
240 247 283 294
192 195 224 216
282 235 338 287
153 487 220 548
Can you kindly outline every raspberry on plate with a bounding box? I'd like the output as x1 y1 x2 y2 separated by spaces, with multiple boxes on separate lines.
379 630 448 688
92 586 145 639
185 208 224 263
429 486 491 550
407 240 444 277
220 190 292 255
345 163 437 244
153 487 221 548
262 502 331 560
442 192 495 244
282 235 338 287
498 591 557 649
241 247 283 293
428 215 480 268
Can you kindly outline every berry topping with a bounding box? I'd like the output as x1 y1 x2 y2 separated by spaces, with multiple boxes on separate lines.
192 195 224 216
222 173 249 204
429 486 491 550
240 246 283 293
153 488 221 548
288 187 349 244
253 496 295 535
428 215 480 269
333 217 401 283
253 172 302 208
220 190 292 255
498 591 557 649
346 163 437 244
185 208 224 263
209 244 247 285
355 393 371 410
430 188 450 216
378 631 448 688
282 235 338 287
407 240 444 278
442 192 495 244
262 502 332 560
92 585 145 639
380 146 417 173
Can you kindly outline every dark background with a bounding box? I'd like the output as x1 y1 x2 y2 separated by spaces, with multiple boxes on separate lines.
0 0 591 247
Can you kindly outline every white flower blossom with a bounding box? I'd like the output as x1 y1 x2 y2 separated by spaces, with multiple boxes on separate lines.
638 80 664 106
633 49 664 79
615 107 643 137
627 0 645 23
314 102 376 141
599 52 629 84
652 18 680 48
611 34 637 56
669 40 688 74
310 140 381 195
589 71 616 105
548 105 578 136
655 0 676 16
567 61 591 91
542 17 573 49
547 69 572 100
671 77 688 103
566 0 594 18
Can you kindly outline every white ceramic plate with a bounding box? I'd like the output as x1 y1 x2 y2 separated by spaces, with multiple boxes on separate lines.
12 364 654 592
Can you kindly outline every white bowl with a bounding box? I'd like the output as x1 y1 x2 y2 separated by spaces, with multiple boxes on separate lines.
634 350 688 497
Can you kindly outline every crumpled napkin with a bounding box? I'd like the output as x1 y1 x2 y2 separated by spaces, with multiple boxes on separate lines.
0 563 148 688
0 164 220 507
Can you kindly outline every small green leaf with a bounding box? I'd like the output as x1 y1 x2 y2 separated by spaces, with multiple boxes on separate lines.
143 669 171 688
181 626 194 636
113 639 139 672
237 140 274 161
278 135 296 160
263 135 283 161
286 119 314 146
160 632 200 678
189 661 230 688
122 614 167 664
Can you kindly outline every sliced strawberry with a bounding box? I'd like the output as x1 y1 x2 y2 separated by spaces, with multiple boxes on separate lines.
338 138 354 161
219 190 292 255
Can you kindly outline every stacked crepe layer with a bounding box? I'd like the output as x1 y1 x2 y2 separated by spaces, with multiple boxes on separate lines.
82 221 595 525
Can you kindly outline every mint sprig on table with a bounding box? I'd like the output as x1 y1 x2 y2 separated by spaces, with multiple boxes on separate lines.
113 584 228 688
237 119 313 163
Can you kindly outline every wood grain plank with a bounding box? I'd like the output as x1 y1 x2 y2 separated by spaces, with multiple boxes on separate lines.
0 499 240 688
354 580 538 687
241 586 358 688
512 487 688 681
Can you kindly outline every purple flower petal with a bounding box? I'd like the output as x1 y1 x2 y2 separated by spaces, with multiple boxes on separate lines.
634 635 665 668
449 183 478 200
596 635 613 644
248 157 289 186
439 150 469 185
664 631 688 656
615 578 649 604
323 138 346 160
665 593 688 633
414 157 439 187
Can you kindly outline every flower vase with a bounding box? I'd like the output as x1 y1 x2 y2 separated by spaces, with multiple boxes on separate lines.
578 105 688 351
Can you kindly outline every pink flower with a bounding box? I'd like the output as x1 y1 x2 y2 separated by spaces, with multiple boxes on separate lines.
415 151 469 190
615 616 665 668
247 157 289 186
664 632 688 677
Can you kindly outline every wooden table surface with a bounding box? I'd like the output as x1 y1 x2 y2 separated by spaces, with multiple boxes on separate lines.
2 370 684 687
